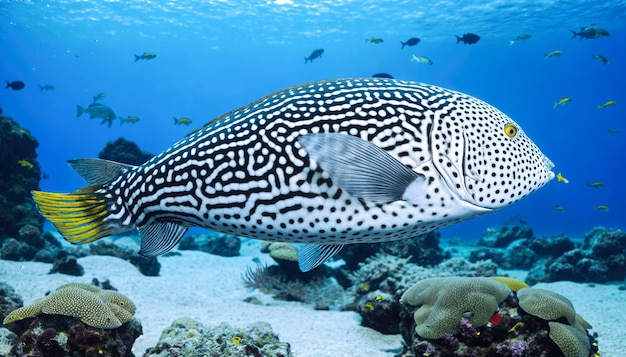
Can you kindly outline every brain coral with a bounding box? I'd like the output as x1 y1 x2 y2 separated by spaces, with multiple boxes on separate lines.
2 283 135 329
400 277 511 339
517 287 582 328
549 321 591 357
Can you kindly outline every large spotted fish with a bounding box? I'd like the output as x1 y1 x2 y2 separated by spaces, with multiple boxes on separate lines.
33 78 554 271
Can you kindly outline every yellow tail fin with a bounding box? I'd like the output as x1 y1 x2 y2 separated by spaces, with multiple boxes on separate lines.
32 186 113 245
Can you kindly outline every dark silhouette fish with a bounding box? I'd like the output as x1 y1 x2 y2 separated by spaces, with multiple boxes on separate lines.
456 33 480 44
401 37 420 48
305 49 324 64
6 81 25 90
571 26 610 39
372 73 394 79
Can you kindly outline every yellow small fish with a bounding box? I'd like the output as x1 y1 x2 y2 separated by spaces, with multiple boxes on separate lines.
365 37 384 44
410 55 433 65
608 129 619 135
555 205 566 212
592 54 609 65
544 50 562 59
173 117 192 125
364 302 375 311
553 97 571 108
593 205 609 212
119 116 140 125
134 52 157 62
586 182 604 188
556 172 569 183
374 295 384 301
93 93 106 102
597 101 616 109
18 159 34 169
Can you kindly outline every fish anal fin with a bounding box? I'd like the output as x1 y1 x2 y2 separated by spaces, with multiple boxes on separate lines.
297 133 424 205
298 244 344 272
68 158 136 185
138 221 189 256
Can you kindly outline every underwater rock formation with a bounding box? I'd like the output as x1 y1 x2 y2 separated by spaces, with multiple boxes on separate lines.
399 277 597 357
144 317 292 357
477 222 534 248
0 115 44 241
90 241 161 276
98 137 154 165
178 232 241 257
2 282 141 356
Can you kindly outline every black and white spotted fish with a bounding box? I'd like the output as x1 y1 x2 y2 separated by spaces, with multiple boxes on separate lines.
33 78 555 271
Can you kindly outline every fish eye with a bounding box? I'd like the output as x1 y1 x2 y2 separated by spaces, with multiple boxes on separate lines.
504 123 518 138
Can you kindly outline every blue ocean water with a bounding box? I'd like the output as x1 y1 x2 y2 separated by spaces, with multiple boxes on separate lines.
1 0 625 241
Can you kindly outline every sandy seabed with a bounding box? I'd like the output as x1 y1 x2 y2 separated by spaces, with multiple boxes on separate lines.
0 239 624 357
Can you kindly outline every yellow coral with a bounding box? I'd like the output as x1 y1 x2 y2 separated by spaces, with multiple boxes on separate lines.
2 283 135 329
489 276 530 292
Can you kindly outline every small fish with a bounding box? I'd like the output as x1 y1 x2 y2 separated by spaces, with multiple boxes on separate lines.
555 205 566 212
93 93 106 102
304 49 324 64
455 33 480 44
6 80 25 90
38 84 56 91
18 159 34 169
400 37 420 48
410 55 433 65
556 172 569 183
119 116 140 125
544 50 562 59
488 312 502 325
592 55 609 65
509 34 532 45
134 52 157 62
553 97 571 108
365 37 384 44
508 322 523 332
586 182 604 189
31 78 554 273
462 311 474 318
372 73 394 79
597 101 616 109
571 25 610 40
608 129 619 135
77 103 116 128
593 205 610 212
173 117 192 125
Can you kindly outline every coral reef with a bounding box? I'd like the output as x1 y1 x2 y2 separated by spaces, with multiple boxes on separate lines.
338 231 448 271
0 114 43 239
2 282 141 357
49 255 85 276
98 137 154 166
398 278 598 357
3 283 136 329
178 232 241 257
477 221 533 248
0 283 23 323
144 317 292 357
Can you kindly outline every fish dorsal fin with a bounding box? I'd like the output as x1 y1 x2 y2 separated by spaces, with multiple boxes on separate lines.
297 133 424 205
138 220 189 256
67 158 136 185
298 243 345 272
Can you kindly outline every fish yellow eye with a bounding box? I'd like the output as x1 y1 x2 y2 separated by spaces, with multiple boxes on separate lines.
504 123 518 138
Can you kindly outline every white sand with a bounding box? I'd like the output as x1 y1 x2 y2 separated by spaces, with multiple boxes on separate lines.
1 243 624 356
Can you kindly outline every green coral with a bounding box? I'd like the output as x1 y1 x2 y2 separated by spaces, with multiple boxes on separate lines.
400 277 511 339
2 283 135 329
549 321 591 357
517 287 590 331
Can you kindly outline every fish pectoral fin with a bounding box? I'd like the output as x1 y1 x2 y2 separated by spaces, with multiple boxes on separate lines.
68 158 136 185
298 243 344 272
297 133 424 205
138 220 189 256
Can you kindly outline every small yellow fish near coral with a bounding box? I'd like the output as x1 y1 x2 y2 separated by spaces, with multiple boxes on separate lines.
365 37 384 44
593 205 609 212
544 50 562 59
18 159 34 169
553 97 571 108
556 172 569 183
173 117 192 125
411 55 433 65
597 101 616 109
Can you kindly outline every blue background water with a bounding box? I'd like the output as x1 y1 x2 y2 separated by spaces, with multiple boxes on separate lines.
1 0 624 241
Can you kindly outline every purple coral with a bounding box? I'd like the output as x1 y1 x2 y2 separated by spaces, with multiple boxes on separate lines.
510 340 529 357
459 317 478 339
